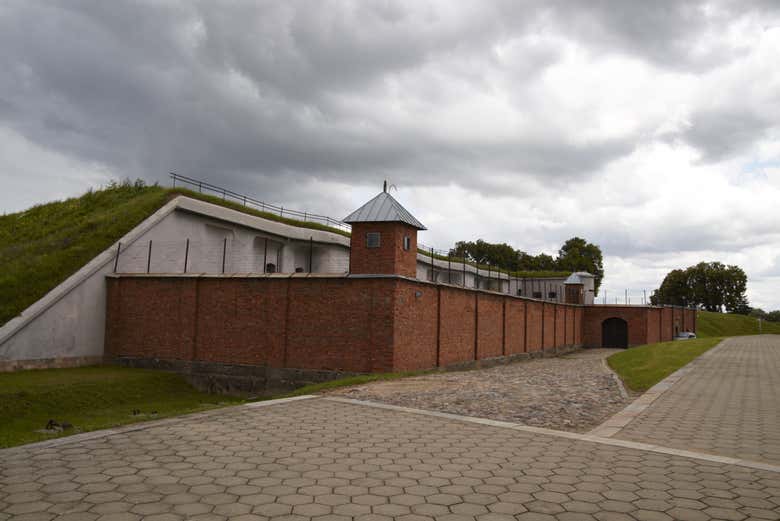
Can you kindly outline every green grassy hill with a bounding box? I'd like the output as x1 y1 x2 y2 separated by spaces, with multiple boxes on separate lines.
0 180 348 328
696 310 780 338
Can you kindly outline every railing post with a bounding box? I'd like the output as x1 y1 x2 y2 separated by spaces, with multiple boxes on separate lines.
263 238 268 274
146 240 152 274
184 238 190 273
430 247 434 282
113 242 122 273
309 236 313 273
222 237 227 273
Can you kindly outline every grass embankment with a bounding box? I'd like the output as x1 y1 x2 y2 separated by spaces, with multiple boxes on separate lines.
696 310 780 337
0 181 349 328
0 366 243 448
0 365 426 448
607 337 722 392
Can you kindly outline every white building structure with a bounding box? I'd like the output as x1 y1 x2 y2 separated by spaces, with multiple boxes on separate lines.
0 194 594 370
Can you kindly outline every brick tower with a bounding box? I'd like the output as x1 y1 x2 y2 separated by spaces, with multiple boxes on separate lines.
344 183 426 277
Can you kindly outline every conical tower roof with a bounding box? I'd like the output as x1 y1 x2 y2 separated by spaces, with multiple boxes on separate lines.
344 191 426 230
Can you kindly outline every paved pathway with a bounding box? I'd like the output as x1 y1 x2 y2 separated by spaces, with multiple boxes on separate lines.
3 396 780 521
614 335 780 466
331 349 629 433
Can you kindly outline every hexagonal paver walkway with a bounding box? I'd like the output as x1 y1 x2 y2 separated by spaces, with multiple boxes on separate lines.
613 335 780 465
2 396 780 521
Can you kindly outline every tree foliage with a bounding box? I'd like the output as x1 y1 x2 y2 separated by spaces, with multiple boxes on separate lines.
449 236 604 294
748 308 780 322
650 262 748 312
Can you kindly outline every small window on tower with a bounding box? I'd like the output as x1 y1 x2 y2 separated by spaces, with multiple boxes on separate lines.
366 232 381 248
403 235 411 251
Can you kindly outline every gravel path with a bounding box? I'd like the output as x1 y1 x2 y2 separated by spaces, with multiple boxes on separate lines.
329 348 631 433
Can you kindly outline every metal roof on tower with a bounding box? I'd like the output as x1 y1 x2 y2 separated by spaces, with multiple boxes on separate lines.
343 190 427 230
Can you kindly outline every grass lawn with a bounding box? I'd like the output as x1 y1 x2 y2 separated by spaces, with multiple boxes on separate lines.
0 365 433 448
0 366 243 448
607 337 723 392
697 310 780 337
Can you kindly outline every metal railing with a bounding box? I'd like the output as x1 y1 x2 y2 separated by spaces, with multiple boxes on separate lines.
170 173 352 233
165 174 601 303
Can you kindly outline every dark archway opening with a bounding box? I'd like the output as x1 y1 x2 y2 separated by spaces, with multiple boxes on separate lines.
602 318 628 348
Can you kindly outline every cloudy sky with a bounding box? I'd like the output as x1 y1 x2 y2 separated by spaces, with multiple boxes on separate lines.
2 1 779 308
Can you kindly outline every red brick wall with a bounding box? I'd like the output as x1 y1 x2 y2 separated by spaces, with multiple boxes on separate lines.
284 278 395 372
583 306 653 347
349 222 418 277
106 277 198 361
106 276 586 375
476 294 504 359
572 307 581 345
661 307 674 341
685 308 696 333
438 287 477 366
565 306 575 345
526 301 543 352
194 278 286 366
542 303 555 350
554 305 566 347
107 276 397 374
647 308 661 344
392 280 438 371
505 299 526 355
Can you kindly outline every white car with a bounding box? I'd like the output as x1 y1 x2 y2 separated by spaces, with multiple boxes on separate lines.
674 331 697 340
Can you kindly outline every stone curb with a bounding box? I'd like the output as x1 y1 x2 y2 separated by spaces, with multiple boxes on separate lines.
324 395 780 474
588 339 729 438
602 357 630 400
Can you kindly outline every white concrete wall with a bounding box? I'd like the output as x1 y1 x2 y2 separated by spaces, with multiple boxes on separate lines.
0 196 350 368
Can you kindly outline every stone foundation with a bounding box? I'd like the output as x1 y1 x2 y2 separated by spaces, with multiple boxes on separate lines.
0 356 105 373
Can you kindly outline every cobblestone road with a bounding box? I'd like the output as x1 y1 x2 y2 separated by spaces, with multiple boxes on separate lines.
3 397 780 521
331 349 629 433
614 335 780 466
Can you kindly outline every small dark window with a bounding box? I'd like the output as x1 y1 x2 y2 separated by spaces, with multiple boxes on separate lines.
532 291 542 299
266 263 276 273
366 232 381 248
403 235 411 251
548 291 557 299
516 289 523 296
295 267 304 273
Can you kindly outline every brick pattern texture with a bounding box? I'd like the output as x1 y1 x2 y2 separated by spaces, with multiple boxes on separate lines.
106 276 695 373
348 222 418 277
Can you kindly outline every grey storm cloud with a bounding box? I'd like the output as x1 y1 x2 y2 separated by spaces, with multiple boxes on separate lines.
1 0 776 196
3 0 780 309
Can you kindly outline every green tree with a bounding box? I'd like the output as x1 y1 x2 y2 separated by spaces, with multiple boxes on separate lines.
449 236 604 291
766 310 780 322
555 237 604 295
651 262 748 312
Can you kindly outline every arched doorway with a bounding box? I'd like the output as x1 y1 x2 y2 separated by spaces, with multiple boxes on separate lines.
602 318 628 348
